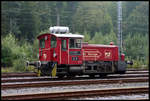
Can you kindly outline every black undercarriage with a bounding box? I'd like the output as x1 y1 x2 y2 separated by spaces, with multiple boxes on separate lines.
36 60 126 77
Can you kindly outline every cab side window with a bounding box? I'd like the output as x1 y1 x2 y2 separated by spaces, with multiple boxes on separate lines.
69 39 74 48
51 36 57 48
69 38 81 48
61 39 67 50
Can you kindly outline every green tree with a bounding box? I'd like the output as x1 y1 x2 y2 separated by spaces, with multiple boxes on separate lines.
34 2 52 31
1 1 21 37
83 31 91 42
18 2 41 43
89 30 117 45
123 2 148 37
61 1 78 31
124 33 148 61
1 1 41 43
72 2 113 37
89 32 103 44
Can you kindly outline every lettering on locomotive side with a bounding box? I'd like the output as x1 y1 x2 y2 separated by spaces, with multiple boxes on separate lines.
104 50 112 59
69 51 81 55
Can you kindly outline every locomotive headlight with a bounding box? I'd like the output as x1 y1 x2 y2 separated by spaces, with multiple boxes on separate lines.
53 51 57 58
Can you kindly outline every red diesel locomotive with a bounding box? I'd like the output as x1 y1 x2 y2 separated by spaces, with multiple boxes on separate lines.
26 26 132 77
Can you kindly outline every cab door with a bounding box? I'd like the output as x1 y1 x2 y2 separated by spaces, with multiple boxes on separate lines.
69 38 83 65
61 38 68 64
39 35 50 61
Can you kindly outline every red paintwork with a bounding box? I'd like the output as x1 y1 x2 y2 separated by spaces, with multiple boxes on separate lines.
69 48 83 65
121 54 125 61
82 44 119 61
37 34 51 61
37 33 120 66
37 33 83 65
60 38 68 64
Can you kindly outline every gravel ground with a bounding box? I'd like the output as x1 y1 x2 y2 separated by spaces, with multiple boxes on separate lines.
2 82 149 96
69 94 149 100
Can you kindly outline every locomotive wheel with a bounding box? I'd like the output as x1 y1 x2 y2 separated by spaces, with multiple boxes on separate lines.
89 74 95 78
40 68 51 76
119 71 126 74
66 74 76 78
57 75 65 78
99 74 107 78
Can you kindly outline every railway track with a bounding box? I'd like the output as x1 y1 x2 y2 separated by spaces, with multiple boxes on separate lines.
2 77 148 89
2 69 148 78
2 73 149 83
2 86 148 100
125 71 149 74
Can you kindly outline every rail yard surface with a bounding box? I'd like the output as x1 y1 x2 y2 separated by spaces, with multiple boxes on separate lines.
1 69 149 100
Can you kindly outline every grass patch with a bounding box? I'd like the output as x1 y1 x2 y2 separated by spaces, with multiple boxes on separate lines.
1 67 16 73
1 66 36 73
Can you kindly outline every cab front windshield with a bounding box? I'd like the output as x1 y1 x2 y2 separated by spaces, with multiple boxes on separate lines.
40 38 45 49
69 38 82 48
51 36 57 48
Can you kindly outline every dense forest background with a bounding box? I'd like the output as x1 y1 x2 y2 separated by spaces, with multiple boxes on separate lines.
1 1 149 71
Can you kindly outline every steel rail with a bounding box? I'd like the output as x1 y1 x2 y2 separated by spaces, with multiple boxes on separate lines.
126 71 149 74
131 98 149 100
2 70 148 78
2 74 149 83
2 87 148 100
2 78 148 90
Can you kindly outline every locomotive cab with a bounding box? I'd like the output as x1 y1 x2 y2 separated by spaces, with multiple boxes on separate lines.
27 26 84 77
51 31 84 77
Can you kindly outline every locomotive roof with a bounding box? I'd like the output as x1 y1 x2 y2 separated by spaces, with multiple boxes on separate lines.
53 33 84 38
37 33 84 39
83 44 118 48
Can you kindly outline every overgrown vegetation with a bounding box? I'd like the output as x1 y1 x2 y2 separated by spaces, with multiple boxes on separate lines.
1 1 149 72
1 34 34 72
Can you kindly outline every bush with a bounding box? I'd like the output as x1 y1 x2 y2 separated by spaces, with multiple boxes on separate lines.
127 57 148 69
1 33 18 67
1 45 13 67
1 33 34 72
13 59 26 72
12 41 35 72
